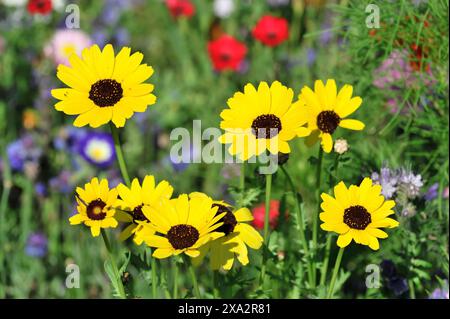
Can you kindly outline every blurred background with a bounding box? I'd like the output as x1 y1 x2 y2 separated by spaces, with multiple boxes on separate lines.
0 0 448 298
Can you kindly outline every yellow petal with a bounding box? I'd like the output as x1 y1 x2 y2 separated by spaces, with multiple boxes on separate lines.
235 223 263 249
321 133 333 153
153 248 173 259
339 119 365 130
234 208 254 222
337 232 352 248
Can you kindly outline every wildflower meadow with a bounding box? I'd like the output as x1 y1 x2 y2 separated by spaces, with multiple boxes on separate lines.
0 0 448 305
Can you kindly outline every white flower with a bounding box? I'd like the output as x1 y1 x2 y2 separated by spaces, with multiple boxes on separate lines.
333 138 348 154
1 0 27 7
213 0 234 18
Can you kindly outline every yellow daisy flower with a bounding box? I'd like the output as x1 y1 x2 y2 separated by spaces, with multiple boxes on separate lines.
70 177 119 237
51 44 156 128
298 79 364 153
218 81 310 161
115 175 173 244
141 194 226 259
320 177 399 250
190 193 263 271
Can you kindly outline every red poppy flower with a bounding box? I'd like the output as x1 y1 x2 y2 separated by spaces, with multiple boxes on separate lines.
207 35 247 71
252 200 281 230
166 0 195 19
252 15 289 47
27 0 52 15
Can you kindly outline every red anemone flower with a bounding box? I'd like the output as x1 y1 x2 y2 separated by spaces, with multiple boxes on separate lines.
252 200 281 230
27 0 52 15
207 35 247 72
252 15 289 47
166 0 195 19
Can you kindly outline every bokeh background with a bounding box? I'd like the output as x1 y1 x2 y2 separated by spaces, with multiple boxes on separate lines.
0 0 448 298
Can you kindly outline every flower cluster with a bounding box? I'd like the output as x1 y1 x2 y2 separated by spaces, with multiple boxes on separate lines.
218 79 365 159
70 176 263 270
371 165 424 217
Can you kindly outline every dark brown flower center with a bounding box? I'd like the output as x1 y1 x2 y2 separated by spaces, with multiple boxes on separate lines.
213 204 237 235
167 224 199 250
343 205 371 230
132 205 149 223
251 114 282 139
89 79 123 107
220 53 231 62
86 199 107 220
317 110 340 134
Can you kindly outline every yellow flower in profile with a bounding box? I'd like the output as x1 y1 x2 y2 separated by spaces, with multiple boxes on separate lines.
70 177 118 237
115 175 173 244
51 44 156 128
298 79 364 153
189 193 263 271
218 81 310 161
320 177 399 250
142 194 226 258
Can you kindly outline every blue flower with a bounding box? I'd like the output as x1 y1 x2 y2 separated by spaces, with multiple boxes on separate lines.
25 232 48 258
380 260 409 297
6 135 41 172
53 126 87 153
78 132 115 168
424 182 439 201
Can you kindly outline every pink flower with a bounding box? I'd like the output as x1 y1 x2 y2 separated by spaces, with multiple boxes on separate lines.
373 49 434 89
44 29 92 66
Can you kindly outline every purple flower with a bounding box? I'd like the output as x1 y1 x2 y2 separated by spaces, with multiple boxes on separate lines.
49 170 73 194
7 135 42 172
424 183 439 201
168 143 200 172
387 277 409 297
398 169 423 199
306 48 316 66
91 31 108 47
25 232 48 258
79 132 115 168
429 281 449 299
371 166 399 199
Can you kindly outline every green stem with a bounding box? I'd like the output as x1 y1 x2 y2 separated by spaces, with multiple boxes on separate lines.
263 173 272 244
213 271 219 298
280 166 314 287
173 260 179 299
110 123 131 187
409 279 416 299
188 262 201 298
327 247 344 299
260 173 273 285
321 155 340 286
101 229 126 299
319 235 332 286
151 255 157 298
312 147 324 286
240 162 245 205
